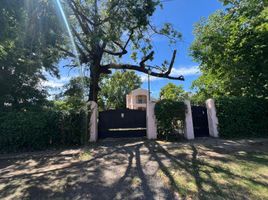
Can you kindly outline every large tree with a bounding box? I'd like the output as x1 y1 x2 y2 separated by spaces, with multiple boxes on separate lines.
190 0 268 101
55 76 90 111
0 0 63 110
56 0 184 102
160 83 187 101
99 71 141 109
56 71 141 110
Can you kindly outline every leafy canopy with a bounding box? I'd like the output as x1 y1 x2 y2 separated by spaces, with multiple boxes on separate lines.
160 83 187 101
0 0 64 110
56 0 183 101
99 71 142 109
55 77 90 112
55 70 141 110
190 0 268 101
60 0 181 62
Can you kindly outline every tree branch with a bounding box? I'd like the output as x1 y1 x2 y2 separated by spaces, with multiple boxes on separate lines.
70 25 91 54
69 0 95 25
68 0 93 34
101 50 184 80
148 23 179 42
165 50 176 75
96 1 120 26
102 63 183 80
103 30 134 57
56 45 75 58
103 49 127 56
140 51 154 68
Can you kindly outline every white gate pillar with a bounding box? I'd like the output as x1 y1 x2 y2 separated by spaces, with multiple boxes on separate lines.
206 99 219 137
146 101 157 139
184 100 195 140
89 101 98 142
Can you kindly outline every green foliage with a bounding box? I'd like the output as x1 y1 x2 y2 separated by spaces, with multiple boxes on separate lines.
190 93 207 105
62 0 181 59
160 83 187 101
56 76 90 112
53 0 182 102
215 97 268 138
99 71 142 109
0 0 64 111
191 0 268 100
57 110 88 147
53 0 182 66
0 109 88 153
0 111 57 152
155 99 186 139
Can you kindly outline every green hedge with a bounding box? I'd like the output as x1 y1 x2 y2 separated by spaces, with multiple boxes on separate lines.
215 97 268 138
0 110 88 152
155 99 186 139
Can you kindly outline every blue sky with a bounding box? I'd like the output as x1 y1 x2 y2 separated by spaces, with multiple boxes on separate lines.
44 0 223 99
141 0 224 98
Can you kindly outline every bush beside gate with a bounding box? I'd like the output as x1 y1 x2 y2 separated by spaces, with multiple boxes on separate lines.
215 97 268 138
155 99 186 139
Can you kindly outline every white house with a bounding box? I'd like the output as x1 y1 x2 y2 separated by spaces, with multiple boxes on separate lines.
126 88 156 110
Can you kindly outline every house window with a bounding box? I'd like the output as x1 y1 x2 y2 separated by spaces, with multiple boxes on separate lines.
136 95 147 104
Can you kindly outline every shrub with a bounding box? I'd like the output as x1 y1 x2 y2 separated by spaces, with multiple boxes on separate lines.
155 99 186 139
0 109 88 153
58 110 88 146
215 97 268 138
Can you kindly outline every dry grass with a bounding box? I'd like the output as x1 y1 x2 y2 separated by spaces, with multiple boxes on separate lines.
155 139 268 200
78 149 92 161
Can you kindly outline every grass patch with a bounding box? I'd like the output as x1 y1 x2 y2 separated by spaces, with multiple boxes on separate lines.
131 176 142 187
155 142 268 200
79 149 92 161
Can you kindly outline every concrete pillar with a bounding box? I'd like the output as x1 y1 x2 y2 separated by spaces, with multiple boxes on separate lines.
206 99 219 137
146 101 157 139
184 100 195 140
89 101 98 142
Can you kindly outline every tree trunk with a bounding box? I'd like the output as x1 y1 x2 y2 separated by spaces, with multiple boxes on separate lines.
88 65 100 102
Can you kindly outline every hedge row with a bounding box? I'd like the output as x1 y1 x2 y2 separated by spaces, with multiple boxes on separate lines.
0 110 88 152
215 97 268 138
155 99 186 139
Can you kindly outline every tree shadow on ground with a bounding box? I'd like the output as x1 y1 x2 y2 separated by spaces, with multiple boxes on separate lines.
144 139 268 200
0 138 267 199
0 139 174 199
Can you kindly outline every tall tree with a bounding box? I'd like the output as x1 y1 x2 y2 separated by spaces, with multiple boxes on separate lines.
99 71 141 109
190 0 268 101
55 77 90 111
0 0 63 110
160 83 186 101
56 0 184 102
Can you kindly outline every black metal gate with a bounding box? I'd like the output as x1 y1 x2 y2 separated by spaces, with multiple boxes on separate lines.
191 106 209 137
98 109 146 138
